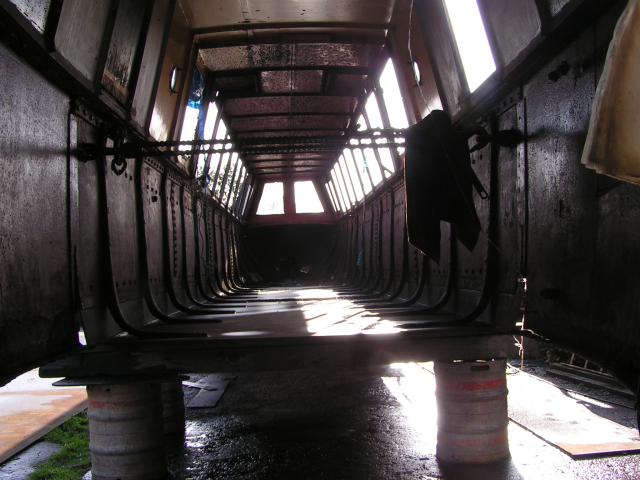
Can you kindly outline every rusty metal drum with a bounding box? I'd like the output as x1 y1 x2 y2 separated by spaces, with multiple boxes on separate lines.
87 382 166 480
161 380 185 435
434 359 509 463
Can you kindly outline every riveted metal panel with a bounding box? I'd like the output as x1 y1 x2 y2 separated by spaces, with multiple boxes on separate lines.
166 174 184 292
454 142 492 294
494 98 526 293
141 159 166 295
182 188 198 291
77 118 106 310
195 197 210 292
392 182 406 284
105 156 141 303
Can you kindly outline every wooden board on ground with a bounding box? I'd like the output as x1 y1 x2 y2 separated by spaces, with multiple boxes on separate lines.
507 372 640 457
186 375 231 408
0 370 87 464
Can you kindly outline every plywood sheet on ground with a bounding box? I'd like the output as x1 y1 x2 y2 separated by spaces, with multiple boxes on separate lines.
507 372 640 457
0 370 87 463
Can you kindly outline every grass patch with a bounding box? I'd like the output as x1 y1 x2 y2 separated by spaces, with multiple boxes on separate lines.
28 410 90 480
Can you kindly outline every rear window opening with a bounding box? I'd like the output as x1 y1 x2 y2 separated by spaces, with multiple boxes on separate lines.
294 181 324 214
442 0 496 92
256 182 285 215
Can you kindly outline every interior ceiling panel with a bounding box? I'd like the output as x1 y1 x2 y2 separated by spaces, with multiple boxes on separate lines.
180 0 398 32
261 70 323 94
328 73 367 93
191 3 392 179
237 130 346 138
244 160 330 168
231 115 351 131
244 153 333 161
200 43 383 72
213 75 253 90
225 96 357 116
253 167 325 173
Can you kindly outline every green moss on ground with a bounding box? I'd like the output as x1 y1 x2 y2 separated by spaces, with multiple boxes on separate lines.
28 410 90 480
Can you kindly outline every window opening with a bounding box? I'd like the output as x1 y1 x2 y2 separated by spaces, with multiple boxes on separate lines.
344 150 365 200
325 183 338 212
351 149 374 194
234 172 249 216
360 109 388 183
331 169 349 212
364 94 384 129
378 148 396 178
213 151 230 199
228 165 244 209
179 68 205 150
256 182 285 215
207 119 229 188
204 101 218 140
223 157 239 208
197 101 220 179
169 64 180 94
294 181 325 213
379 58 409 129
338 157 356 205
411 59 421 86
220 153 238 205
328 179 344 213
442 0 496 92
240 183 253 218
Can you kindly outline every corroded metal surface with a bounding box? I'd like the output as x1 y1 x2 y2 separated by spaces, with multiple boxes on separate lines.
0 41 77 375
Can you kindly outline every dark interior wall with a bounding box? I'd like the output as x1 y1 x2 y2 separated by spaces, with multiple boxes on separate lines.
416 0 640 383
0 40 78 379
243 225 338 284
521 0 640 381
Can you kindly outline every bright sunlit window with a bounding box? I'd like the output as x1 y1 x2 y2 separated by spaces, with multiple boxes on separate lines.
379 59 409 129
331 169 349 211
196 102 220 178
325 183 338 212
443 0 496 92
294 181 324 213
256 182 284 215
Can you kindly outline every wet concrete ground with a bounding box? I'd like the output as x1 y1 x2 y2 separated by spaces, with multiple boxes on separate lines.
167 362 640 480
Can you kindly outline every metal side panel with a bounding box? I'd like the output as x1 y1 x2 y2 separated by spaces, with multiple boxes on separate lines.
167 175 185 299
0 40 77 378
392 182 406 291
182 188 198 294
524 25 598 344
494 97 526 294
195 198 209 292
141 159 166 296
105 156 141 304
53 0 117 87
